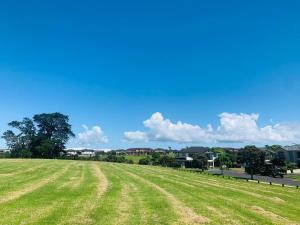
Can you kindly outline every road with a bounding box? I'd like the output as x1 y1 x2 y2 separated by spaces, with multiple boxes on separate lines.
208 169 300 187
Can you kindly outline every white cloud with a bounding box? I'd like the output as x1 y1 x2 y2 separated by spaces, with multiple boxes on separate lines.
78 125 108 146
216 113 260 142
124 112 300 144
124 131 149 142
124 112 213 143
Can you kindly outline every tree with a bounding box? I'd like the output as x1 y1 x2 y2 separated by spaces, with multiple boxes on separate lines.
33 113 75 152
2 113 74 158
287 162 297 174
139 156 152 165
186 155 208 171
151 152 161 165
2 118 36 157
217 153 231 175
238 145 265 180
158 154 177 167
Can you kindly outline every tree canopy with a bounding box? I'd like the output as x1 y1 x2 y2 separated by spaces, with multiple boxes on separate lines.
238 145 265 179
2 113 74 158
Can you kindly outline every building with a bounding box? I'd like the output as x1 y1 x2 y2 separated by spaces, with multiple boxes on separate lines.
0 149 9 154
176 155 193 168
178 147 218 169
126 148 154 156
79 150 96 158
0 149 10 157
281 145 300 167
180 147 211 156
65 149 99 158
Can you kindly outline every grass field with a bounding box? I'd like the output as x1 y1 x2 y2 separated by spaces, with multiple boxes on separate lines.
0 159 299 225
125 155 144 164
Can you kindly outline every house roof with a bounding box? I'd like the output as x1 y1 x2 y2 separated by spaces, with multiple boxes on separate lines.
180 147 210 154
283 145 300 151
126 148 153 152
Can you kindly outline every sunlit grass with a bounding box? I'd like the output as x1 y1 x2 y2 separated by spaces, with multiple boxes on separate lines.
0 159 299 225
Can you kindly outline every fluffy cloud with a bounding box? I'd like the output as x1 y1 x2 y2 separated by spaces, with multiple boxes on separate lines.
124 112 213 143
124 112 300 144
143 112 213 142
78 125 108 145
124 131 149 142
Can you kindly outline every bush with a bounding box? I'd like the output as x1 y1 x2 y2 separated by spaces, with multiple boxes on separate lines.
185 155 208 171
126 159 134 164
158 155 179 167
139 157 152 165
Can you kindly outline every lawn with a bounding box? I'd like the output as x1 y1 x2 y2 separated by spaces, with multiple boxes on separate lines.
125 155 144 164
0 159 299 225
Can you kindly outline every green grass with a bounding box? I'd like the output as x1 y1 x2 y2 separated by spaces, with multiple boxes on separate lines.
125 155 145 164
286 174 300 182
0 159 299 225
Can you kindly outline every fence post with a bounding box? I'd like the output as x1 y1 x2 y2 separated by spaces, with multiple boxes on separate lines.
258 180 260 184
297 185 299 189
282 184 285 187
269 182 272 185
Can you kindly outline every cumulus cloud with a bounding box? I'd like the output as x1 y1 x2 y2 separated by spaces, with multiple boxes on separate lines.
124 112 213 143
124 112 300 144
78 125 108 145
124 131 149 142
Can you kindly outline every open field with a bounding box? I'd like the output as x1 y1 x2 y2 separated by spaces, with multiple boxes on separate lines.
0 159 299 225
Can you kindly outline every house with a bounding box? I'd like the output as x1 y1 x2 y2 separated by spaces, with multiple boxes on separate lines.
176 155 193 168
66 149 97 158
0 149 10 157
280 145 300 167
79 150 96 158
0 149 9 154
126 148 154 156
178 147 218 169
180 147 211 156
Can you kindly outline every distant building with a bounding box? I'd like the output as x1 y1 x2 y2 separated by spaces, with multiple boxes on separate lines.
180 147 211 156
281 145 300 167
79 150 96 158
126 148 154 156
260 145 300 167
65 149 101 158
0 149 10 154
177 147 219 169
176 155 193 168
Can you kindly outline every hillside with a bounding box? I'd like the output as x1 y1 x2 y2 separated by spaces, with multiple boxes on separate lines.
0 159 299 225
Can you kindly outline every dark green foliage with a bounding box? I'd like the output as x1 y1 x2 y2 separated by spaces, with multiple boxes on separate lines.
138 153 179 167
2 113 74 159
139 156 152 165
151 152 161 165
158 155 178 167
287 162 297 173
102 152 133 164
271 155 286 167
186 155 208 171
238 145 265 179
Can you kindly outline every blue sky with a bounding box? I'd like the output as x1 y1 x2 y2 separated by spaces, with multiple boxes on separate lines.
1 0 300 149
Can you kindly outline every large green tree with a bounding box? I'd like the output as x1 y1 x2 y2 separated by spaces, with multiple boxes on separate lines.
238 145 265 180
2 113 74 158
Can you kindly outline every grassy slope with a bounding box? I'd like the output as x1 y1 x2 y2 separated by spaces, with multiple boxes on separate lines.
125 155 144 164
0 159 299 225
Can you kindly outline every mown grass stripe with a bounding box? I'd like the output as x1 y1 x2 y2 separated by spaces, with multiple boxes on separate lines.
118 164 300 225
112 163 209 224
